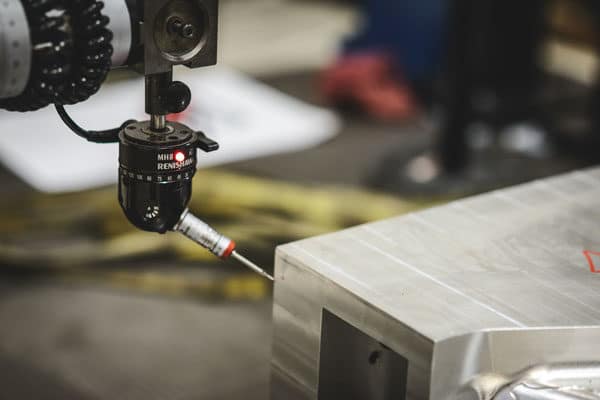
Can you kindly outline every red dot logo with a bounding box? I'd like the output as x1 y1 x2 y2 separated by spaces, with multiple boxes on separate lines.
174 151 185 162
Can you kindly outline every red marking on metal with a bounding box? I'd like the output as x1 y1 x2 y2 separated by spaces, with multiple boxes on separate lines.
222 241 236 259
583 250 600 273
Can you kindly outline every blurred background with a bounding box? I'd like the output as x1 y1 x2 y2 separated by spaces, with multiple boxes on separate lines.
1 0 600 398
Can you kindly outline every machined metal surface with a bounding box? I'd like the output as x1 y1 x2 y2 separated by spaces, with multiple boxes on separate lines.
457 363 600 400
150 114 167 130
472 363 600 400
271 168 600 400
0 0 31 99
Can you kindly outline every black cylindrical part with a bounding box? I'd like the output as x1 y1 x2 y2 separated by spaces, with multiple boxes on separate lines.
118 120 199 233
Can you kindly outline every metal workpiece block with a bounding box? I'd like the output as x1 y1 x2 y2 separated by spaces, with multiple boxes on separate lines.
271 168 600 400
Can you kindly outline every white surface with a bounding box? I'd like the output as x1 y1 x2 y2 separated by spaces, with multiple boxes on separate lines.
0 67 340 193
219 0 357 76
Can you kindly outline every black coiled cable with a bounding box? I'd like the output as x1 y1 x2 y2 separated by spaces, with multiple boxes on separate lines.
0 0 64 111
0 0 132 143
0 0 113 111
56 0 113 105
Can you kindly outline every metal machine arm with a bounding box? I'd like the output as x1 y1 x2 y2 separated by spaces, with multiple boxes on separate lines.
0 0 272 279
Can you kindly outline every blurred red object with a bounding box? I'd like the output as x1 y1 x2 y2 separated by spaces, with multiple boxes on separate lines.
320 52 419 121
